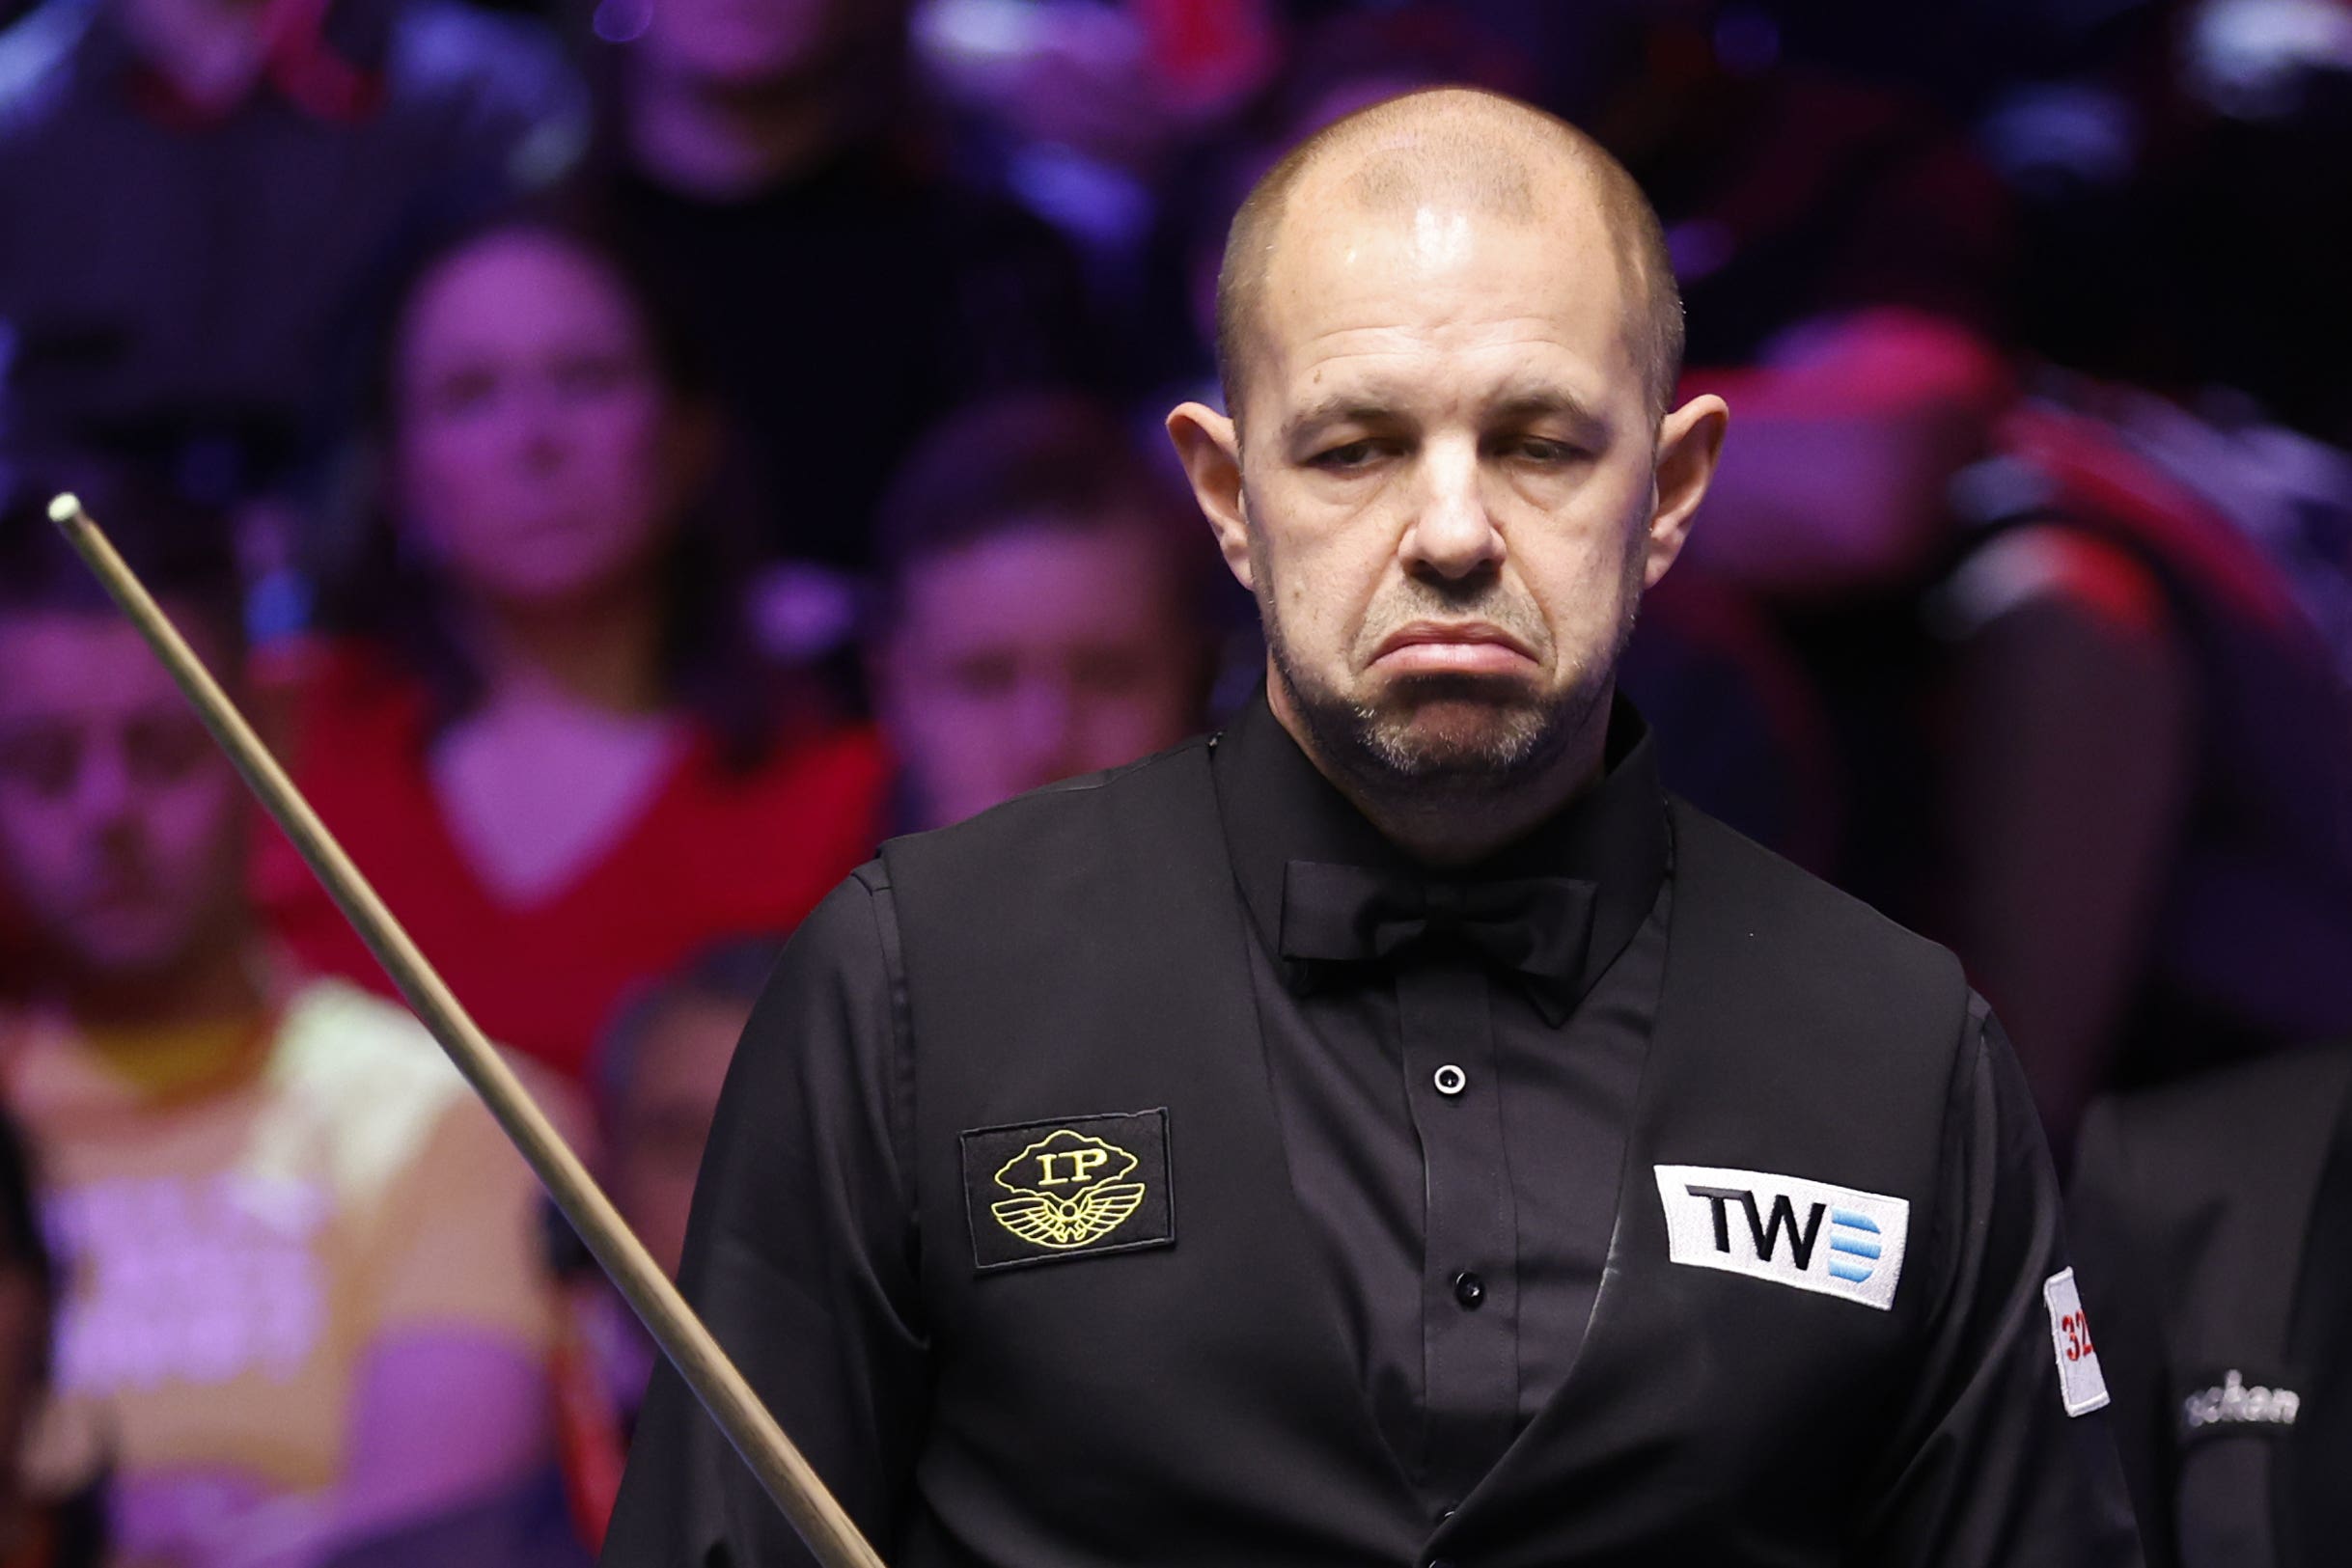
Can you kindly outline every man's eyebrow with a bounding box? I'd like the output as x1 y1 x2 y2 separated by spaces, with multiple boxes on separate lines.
1489 388 1608 434
1279 393 1399 444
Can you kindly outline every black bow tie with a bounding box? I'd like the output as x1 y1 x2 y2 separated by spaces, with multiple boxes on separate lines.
1278 860 1598 1026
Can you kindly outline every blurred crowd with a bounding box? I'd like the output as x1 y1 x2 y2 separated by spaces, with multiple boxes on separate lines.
0 0 2347 1563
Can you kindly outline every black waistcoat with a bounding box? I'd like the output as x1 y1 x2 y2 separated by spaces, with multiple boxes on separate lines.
877 738 1969 1567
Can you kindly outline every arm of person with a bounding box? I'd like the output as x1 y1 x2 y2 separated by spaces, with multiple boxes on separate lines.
1935 525 2196 1155
600 867 928 1567
1855 997 2145 1567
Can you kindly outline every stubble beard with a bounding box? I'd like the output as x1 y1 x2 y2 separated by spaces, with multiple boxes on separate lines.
1255 549 1645 816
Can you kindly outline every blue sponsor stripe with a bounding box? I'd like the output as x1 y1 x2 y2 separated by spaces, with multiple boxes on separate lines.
1830 1236 1882 1260
1828 1260 1874 1283
1830 1210 1880 1232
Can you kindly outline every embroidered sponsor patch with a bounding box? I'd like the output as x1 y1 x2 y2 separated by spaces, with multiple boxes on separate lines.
2044 1268 2111 1417
960 1110 1174 1272
1655 1164 1910 1311
2179 1367 2300 1440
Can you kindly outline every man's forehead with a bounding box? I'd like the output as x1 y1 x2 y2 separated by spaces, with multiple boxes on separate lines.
0 614 202 716
1253 198 1639 409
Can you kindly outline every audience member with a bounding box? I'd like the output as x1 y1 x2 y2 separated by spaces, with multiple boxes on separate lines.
547 938 775 1551
575 0 1095 575
0 0 584 508
0 1105 105 1568
1588 8 2017 367
593 938 772 1282
254 216 888 1080
2069 1044 2352 1568
0 477 569 1568
866 393 1215 830
1671 310 2352 1151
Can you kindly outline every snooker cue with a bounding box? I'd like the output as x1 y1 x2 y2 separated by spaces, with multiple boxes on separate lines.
47 494 888 1568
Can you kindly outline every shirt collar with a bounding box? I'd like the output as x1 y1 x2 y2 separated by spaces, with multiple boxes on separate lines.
1211 683 1669 1004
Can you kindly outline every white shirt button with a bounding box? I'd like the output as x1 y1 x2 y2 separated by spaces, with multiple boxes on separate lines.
1433 1063 1468 1096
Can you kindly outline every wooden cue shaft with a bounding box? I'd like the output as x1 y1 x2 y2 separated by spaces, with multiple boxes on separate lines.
47 495 887 1568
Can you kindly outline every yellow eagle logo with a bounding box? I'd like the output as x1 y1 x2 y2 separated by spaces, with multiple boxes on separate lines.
990 1128 1148 1251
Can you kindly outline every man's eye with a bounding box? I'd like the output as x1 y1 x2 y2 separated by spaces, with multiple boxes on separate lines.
1506 437 1580 464
426 369 499 419
125 716 213 787
944 656 1020 700
1312 439 1384 470
0 728 79 799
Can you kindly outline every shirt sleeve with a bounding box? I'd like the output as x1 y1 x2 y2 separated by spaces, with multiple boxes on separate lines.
1855 995 2145 1567
2066 1099 2185 1568
599 867 926 1568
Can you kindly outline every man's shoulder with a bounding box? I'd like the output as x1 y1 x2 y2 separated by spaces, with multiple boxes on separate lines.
879 737 1217 878
1667 796 1966 1002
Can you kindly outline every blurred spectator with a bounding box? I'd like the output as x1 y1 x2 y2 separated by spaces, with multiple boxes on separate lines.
592 938 772 1282
547 937 774 1552
1944 392 2352 1130
255 216 888 1080
0 1104 106 1568
867 392 1214 830
0 477 571 1568
575 0 1094 579
0 0 584 509
916 0 1278 356
1586 7 2016 366
2069 1044 2352 1568
1671 310 2352 1150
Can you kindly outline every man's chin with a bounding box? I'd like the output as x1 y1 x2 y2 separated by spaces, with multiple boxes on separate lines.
1355 683 1561 780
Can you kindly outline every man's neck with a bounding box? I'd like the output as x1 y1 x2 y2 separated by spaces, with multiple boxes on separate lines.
61 926 265 1034
464 582 667 717
1266 674 1611 868
624 68 861 201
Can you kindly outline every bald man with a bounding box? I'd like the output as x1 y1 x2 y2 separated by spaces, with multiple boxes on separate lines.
603 90 2142 1568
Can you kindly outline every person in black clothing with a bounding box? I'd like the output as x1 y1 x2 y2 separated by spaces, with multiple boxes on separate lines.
573 0 1093 578
602 87 2140 1568
0 0 583 508
2069 1045 2352 1568
0 1102 103 1567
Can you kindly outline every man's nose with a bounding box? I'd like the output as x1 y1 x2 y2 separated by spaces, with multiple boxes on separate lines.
1009 677 1083 769
72 736 137 828
513 389 574 471
1400 441 1505 580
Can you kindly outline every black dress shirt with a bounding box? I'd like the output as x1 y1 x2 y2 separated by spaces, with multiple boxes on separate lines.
1212 691 1669 1510
604 687 2144 1568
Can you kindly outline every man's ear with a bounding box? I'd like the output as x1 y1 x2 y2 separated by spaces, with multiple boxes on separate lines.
1166 401 1255 591
1644 392 1730 589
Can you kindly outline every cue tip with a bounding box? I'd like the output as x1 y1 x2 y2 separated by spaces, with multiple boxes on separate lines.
46 492 84 528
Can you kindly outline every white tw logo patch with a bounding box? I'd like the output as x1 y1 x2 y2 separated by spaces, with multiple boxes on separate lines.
1654 1165 1910 1311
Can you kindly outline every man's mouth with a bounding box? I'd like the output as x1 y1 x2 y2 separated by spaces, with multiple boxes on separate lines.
1368 621 1538 677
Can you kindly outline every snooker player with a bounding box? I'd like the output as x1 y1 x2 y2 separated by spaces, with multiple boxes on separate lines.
603 88 2143 1566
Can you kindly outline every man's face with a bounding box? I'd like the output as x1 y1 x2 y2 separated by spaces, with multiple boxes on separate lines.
0 610 246 980
874 522 1203 829
1176 186 1717 792
609 993 748 1279
395 233 690 614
